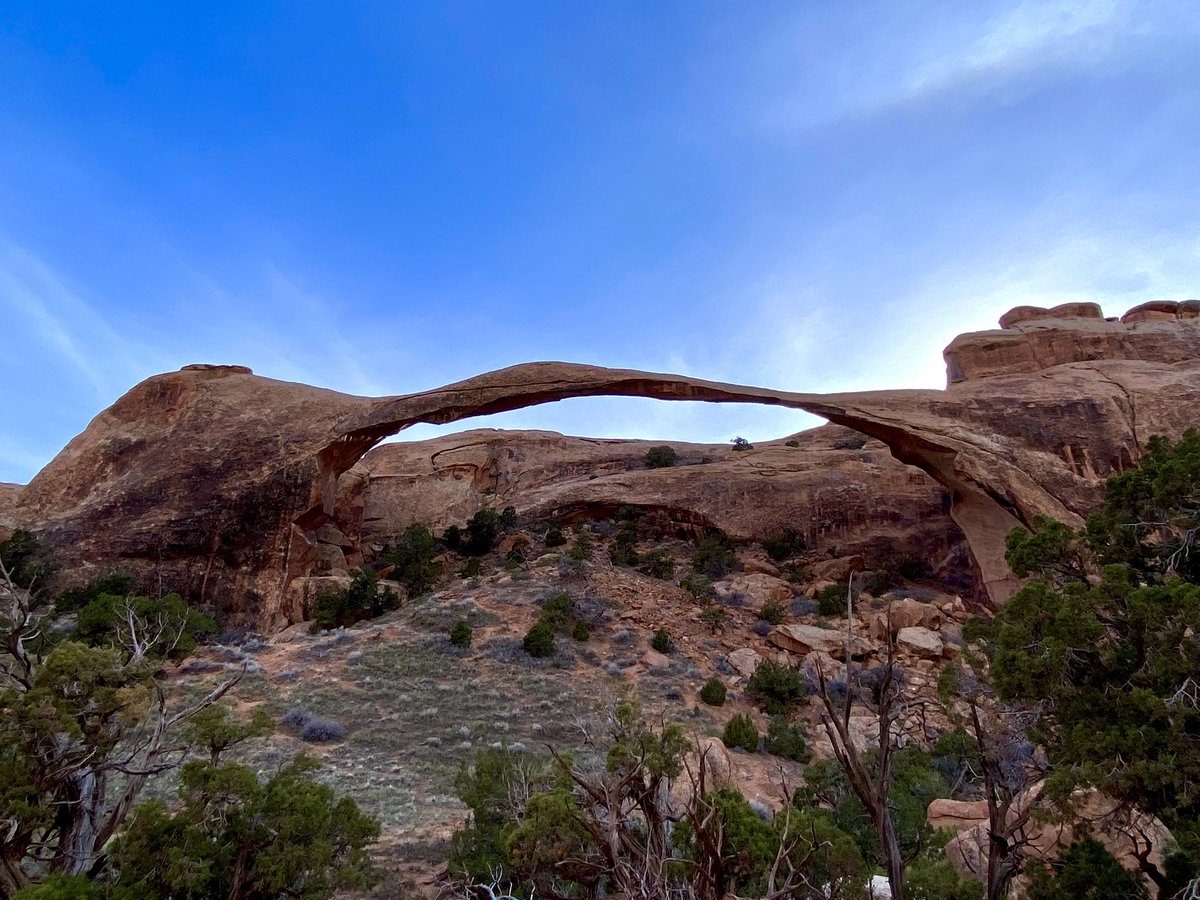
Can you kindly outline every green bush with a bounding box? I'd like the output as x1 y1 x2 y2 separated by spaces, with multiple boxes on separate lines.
567 529 593 562
55 572 138 613
758 600 787 625
638 549 675 580
763 716 811 763
784 439 800 447
699 606 729 633
543 526 566 548
609 521 640 566
1026 837 1145 899
730 436 753 451
746 659 806 715
540 592 575 633
906 856 984 900
309 569 400 633
863 570 896 596
762 528 806 562
645 445 678 468
650 628 671 653
572 620 590 642
75 592 218 660
692 534 739 579
449 619 473 648
0 529 56 590
461 557 482 578
722 714 759 752
817 582 852 617
381 523 440 595
700 678 727 706
523 621 556 658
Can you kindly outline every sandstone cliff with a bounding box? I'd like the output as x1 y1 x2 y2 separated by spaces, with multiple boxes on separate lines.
8 302 1198 628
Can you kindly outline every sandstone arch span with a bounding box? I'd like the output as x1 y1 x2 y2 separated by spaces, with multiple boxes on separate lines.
13 306 1200 628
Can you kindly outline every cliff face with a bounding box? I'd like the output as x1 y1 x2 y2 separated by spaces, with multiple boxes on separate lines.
349 426 960 568
7 303 1198 628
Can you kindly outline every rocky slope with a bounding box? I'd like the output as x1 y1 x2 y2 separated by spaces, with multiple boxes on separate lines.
4 300 1198 628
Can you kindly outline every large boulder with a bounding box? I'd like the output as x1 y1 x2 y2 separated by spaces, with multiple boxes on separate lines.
895 626 944 659
769 624 871 659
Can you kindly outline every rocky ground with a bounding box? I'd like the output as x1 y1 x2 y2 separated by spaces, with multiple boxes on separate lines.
164 523 973 896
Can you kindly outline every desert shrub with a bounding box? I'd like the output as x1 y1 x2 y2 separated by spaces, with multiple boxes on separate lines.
381 523 440 595
831 434 868 450
55 571 138 613
462 509 501 556
790 597 818 616
0 529 56 590
723 714 759 752
637 549 674 580
609 521 640 567
785 439 800 447
300 717 346 743
752 621 772 637
572 620 590 642
746 659 806 715
539 592 575 633
442 524 462 550
863 570 897 596
499 506 518 530
692 534 739 579
817 582 852 617
281 706 315 730
699 606 729 633
757 600 787 625
762 528 806 562
730 436 753 451
650 628 672 653
504 548 525 571
906 857 984 900
700 677 727 706
449 619 473 648
523 622 555 658
764 716 811 763
645 445 678 468
567 529 593 562
309 569 400 632
681 571 716 602
1026 837 1145 899
75 592 218 660
543 525 566 548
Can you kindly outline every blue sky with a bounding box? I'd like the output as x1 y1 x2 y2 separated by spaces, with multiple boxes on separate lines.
2 1 1199 483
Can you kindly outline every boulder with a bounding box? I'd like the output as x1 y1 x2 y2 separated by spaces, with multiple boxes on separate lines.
314 523 353 548
809 555 865 583
896 626 944 659
868 599 943 640
926 798 988 832
717 573 793 608
640 648 670 669
743 557 782 577
727 648 764 679
769 624 871 659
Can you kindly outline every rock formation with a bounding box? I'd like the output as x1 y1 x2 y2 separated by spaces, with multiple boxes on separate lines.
4 303 1197 629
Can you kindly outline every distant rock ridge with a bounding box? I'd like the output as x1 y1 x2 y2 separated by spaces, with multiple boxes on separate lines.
5 300 1198 629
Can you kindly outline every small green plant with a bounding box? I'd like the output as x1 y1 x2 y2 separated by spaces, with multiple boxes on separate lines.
757 600 787 626
567 528 593 562
692 534 739 579
699 606 729 633
572 620 590 642
609 521 640 567
650 628 671 654
763 716 811 763
645 445 678 468
762 527 806 562
522 621 555 658
784 439 800 447
730 436 753 451
746 659 806 715
539 592 575 633
722 714 759 752
380 523 441 595
449 619 473 648
681 571 716 602
638 549 675 580
700 677 727 706
461 557 482 578
817 582 852 617
543 526 566 548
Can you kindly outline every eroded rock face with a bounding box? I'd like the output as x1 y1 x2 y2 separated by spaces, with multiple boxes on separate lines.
9 302 1200 629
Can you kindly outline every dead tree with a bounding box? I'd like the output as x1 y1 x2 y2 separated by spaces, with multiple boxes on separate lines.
812 582 911 900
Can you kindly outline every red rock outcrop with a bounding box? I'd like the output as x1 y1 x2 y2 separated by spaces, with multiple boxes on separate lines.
347 426 959 564
9 302 1199 628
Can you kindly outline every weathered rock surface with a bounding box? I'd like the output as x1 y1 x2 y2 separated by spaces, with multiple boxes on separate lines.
895 626 944 659
769 623 872 659
8 302 1199 628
